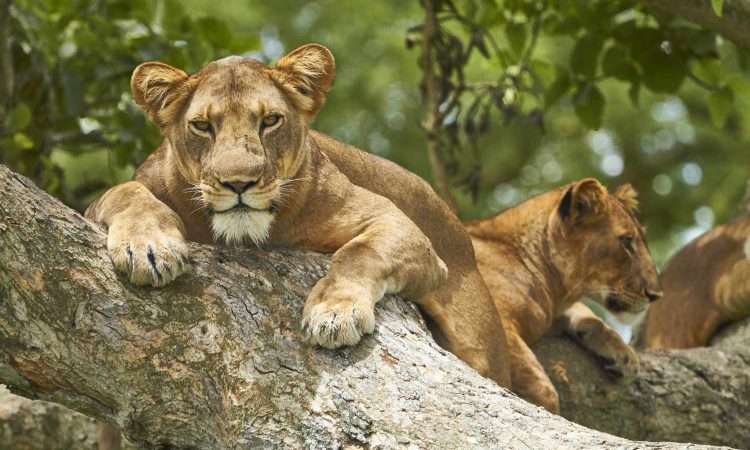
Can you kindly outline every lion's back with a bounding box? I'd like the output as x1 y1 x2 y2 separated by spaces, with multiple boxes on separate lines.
312 131 475 269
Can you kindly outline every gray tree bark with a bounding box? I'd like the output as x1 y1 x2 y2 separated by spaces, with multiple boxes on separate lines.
535 321 750 449
0 163 740 450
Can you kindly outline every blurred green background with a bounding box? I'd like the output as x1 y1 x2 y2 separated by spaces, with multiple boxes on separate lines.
1 0 748 267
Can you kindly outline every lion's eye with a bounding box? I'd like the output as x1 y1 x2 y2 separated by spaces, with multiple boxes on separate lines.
619 235 635 252
190 120 213 134
261 114 282 129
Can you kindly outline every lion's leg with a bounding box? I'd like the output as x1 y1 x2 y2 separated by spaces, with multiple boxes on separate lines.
420 269 511 388
86 181 189 287
301 185 448 349
558 302 639 378
506 330 559 414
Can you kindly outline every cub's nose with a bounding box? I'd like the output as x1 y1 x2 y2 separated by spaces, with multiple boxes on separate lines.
645 288 663 303
221 179 257 194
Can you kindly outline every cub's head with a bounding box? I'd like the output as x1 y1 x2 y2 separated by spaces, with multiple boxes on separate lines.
130 44 335 245
551 178 662 322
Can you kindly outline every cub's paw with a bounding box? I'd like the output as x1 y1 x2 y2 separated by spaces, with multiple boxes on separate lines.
594 344 639 379
107 221 189 288
301 278 376 349
573 322 639 379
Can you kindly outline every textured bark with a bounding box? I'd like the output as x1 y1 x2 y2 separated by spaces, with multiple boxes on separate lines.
535 319 750 449
0 384 98 450
642 0 750 49
0 384 141 450
0 163 737 449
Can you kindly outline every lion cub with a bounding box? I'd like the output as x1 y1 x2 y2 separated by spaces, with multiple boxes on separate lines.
466 178 661 413
638 215 750 349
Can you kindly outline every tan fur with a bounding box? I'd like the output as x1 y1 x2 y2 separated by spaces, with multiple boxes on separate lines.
97 423 122 450
466 178 661 413
86 44 511 398
638 216 750 350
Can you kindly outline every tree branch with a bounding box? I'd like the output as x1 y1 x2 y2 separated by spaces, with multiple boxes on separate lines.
0 0 14 127
535 322 750 449
0 163 739 449
641 0 750 49
420 0 459 212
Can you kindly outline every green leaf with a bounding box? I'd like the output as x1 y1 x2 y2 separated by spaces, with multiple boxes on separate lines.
570 34 603 79
505 22 527 58
13 132 34 150
707 88 733 128
636 47 687 93
197 17 233 49
574 83 605 129
8 103 32 131
62 71 84 116
531 59 556 87
544 71 571 109
688 31 718 57
712 0 724 16
693 59 723 85
628 82 641 106
477 1 503 27
728 75 750 107
601 45 638 82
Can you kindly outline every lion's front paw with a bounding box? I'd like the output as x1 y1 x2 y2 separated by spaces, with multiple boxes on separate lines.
301 278 376 349
107 221 189 288
574 322 639 379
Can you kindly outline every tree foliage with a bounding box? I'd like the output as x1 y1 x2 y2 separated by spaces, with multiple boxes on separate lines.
412 0 750 262
1 0 749 262
0 0 258 210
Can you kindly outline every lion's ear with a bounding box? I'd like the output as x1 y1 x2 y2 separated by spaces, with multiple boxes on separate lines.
559 178 608 223
131 62 189 126
613 183 639 212
272 43 336 120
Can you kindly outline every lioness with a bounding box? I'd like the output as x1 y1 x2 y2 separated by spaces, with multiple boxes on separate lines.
466 178 661 413
638 216 750 349
87 43 510 393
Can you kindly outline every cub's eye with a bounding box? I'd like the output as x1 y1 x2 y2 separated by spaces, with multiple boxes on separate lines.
261 114 282 129
190 120 213 134
619 235 635 252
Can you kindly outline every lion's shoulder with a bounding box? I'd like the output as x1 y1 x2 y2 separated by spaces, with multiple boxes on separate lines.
310 130 476 267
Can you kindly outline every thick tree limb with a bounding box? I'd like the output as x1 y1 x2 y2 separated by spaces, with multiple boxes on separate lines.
535 321 750 449
0 163 735 449
642 0 750 49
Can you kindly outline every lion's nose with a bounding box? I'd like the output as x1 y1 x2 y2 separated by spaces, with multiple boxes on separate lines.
644 288 663 302
221 179 257 193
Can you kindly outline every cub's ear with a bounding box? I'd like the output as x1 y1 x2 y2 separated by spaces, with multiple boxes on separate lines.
272 43 336 120
131 62 189 127
613 183 639 212
558 178 608 223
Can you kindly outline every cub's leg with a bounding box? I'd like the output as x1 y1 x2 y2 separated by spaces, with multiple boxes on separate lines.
506 330 559 413
86 181 189 287
301 184 448 349
559 302 639 378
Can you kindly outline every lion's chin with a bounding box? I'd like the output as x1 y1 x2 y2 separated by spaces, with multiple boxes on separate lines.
604 295 648 325
211 209 275 246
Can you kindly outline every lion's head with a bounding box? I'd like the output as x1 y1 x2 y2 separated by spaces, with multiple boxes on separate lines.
130 44 336 245
550 178 662 322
